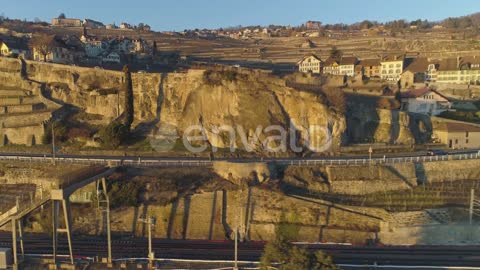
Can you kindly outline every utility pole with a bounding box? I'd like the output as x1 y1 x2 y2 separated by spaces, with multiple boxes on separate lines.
470 188 475 225
234 226 238 270
139 216 156 264
97 178 112 265
51 122 56 165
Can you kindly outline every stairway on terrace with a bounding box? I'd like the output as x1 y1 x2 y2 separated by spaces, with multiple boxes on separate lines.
0 85 62 146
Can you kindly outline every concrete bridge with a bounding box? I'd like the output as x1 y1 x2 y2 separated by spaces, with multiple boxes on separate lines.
0 167 117 269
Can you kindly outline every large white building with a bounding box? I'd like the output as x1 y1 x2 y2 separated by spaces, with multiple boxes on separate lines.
323 56 358 77
297 54 322 74
427 56 480 85
381 55 404 81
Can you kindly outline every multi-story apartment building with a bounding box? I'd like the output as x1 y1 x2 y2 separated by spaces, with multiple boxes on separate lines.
323 56 358 77
380 55 404 81
429 56 480 85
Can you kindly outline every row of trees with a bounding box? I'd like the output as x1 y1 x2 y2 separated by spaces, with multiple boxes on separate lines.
299 13 480 31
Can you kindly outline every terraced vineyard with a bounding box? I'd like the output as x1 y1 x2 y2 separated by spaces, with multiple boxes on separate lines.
291 179 480 212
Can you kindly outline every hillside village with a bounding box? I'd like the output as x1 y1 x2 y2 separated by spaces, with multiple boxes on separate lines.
1 13 480 152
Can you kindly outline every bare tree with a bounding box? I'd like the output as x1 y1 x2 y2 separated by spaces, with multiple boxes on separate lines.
29 33 55 62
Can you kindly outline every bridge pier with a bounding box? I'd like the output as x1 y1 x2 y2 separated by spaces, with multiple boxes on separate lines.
96 177 112 266
51 190 74 265
11 217 25 268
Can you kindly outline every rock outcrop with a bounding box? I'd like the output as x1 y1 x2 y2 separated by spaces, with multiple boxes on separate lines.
0 57 347 152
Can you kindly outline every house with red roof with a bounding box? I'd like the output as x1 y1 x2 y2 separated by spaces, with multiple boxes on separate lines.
400 87 451 116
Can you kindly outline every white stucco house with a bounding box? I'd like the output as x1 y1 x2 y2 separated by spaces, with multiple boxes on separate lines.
297 54 322 74
400 87 451 116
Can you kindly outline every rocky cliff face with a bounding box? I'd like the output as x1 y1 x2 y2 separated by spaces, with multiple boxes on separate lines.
158 70 346 152
347 97 432 144
1 57 346 152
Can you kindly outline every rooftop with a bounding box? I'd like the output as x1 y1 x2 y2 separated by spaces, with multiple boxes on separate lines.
401 87 449 100
437 122 480 133
359 58 381 67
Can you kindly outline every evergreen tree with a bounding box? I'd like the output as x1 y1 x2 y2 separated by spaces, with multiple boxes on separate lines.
152 40 157 56
123 64 134 129
330 46 343 59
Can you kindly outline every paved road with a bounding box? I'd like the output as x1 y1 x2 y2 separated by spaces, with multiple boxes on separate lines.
0 148 479 167
1 233 480 267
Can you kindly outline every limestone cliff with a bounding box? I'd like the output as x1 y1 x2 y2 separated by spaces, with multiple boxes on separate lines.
0 57 347 152
158 70 346 152
347 97 432 144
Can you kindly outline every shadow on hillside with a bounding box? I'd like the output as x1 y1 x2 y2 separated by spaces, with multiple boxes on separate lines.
165 196 191 240
208 190 218 240
318 205 332 242
408 113 433 144
282 187 384 221
222 190 233 239
385 165 414 188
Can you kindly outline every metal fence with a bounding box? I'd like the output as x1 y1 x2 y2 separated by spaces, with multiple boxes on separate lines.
0 155 213 167
0 153 478 168
276 153 480 166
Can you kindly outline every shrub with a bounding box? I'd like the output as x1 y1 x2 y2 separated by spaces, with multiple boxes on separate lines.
203 69 239 85
108 180 142 208
259 212 340 270
67 127 91 141
222 70 237 82
42 120 67 144
97 121 129 149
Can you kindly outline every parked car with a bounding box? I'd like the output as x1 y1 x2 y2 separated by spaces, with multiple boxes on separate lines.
427 149 448 156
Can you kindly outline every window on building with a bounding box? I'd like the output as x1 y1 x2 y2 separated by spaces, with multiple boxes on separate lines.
466 131 469 138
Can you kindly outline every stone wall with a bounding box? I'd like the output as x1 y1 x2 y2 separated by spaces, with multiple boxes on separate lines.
69 187 385 244
422 159 480 183
326 163 417 195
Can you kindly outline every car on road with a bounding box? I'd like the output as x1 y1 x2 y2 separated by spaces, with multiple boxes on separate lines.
426 149 448 156
137 70 147 74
